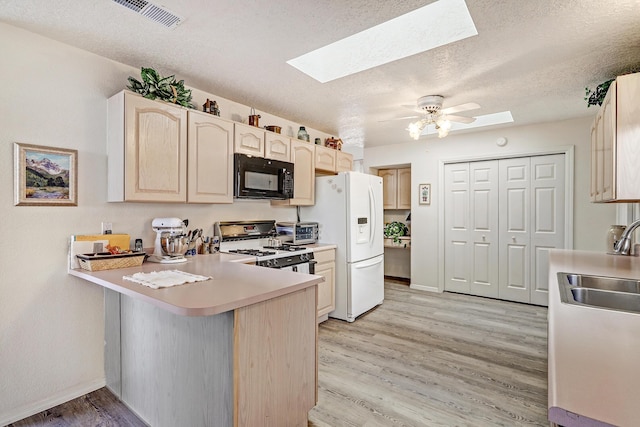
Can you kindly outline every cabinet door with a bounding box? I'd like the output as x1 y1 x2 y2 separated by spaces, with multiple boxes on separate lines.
265 133 290 162
289 140 315 205
315 145 337 173
336 151 353 172
396 168 411 209
234 123 264 156
315 250 336 318
187 112 234 203
601 85 616 201
378 169 398 209
124 92 187 202
589 117 599 202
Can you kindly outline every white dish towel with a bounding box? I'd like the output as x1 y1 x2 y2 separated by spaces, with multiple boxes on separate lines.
123 270 211 289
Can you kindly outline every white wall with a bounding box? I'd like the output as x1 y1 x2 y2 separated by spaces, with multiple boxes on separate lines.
364 117 617 291
0 23 333 424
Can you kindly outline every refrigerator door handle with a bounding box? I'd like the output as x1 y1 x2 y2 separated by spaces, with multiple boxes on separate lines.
368 185 375 247
354 255 384 269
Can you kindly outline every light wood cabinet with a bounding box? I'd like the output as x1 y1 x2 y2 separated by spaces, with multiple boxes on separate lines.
108 90 188 202
378 168 411 209
187 111 234 203
265 132 291 161
234 122 265 156
108 90 235 204
274 140 315 206
313 248 335 320
315 146 353 174
336 151 353 172
315 145 337 173
591 72 640 202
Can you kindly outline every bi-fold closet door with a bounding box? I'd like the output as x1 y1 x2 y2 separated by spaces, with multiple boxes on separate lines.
444 154 565 306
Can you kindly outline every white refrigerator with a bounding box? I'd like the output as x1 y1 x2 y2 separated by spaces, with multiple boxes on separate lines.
302 172 384 322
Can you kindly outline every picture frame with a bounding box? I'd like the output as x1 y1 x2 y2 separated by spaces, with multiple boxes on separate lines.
419 183 431 205
14 142 78 206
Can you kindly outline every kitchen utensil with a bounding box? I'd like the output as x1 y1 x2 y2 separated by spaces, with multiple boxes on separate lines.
248 107 261 127
149 217 188 263
160 233 190 257
265 125 281 134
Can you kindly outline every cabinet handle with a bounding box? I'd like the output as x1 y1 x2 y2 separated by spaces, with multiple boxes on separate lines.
482 235 486 241
512 236 516 241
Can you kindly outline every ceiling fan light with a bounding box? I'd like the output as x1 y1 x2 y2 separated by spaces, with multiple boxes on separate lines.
408 121 423 140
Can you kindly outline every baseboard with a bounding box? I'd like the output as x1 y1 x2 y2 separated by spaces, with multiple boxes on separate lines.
409 283 440 292
0 378 106 426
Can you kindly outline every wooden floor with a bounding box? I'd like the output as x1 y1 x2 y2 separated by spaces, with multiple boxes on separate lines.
308 279 549 427
10 279 548 427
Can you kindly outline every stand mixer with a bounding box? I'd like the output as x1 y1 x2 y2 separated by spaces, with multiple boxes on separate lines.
149 217 189 264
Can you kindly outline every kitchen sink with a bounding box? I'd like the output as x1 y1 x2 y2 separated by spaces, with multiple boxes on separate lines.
559 273 640 314
565 273 640 293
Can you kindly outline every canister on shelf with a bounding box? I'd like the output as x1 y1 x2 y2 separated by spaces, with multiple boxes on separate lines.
607 225 626 252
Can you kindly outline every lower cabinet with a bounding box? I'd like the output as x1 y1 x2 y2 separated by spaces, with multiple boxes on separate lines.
313 248 335 321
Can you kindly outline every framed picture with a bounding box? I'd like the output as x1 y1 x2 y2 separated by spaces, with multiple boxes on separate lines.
419 183 431 205
14 142 78 206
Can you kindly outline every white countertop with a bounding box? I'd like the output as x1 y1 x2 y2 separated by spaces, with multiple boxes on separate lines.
548 249 640 426
69 253 323 317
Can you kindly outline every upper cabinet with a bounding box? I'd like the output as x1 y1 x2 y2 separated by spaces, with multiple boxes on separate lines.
108 90 233 203
235 123 291 161
234 123 265 157
591 72 640 202
187 111 234 203
315 145 353 174
379 168 411 209
108 90 187 202
273 140 315 206
265 132 291 162
336 151 354 172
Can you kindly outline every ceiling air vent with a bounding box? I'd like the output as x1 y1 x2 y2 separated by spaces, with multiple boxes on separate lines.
112 0 184 29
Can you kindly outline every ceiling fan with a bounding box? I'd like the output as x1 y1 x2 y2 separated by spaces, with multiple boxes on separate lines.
393 95 480 139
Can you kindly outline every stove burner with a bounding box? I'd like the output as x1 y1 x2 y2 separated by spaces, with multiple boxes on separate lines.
228 249 276 257
262 245 306 252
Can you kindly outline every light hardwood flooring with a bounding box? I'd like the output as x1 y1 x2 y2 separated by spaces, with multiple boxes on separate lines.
10 279 548 426
308 278 548 427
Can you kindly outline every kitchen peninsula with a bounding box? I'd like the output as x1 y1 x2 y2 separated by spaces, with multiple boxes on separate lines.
69 254 323 427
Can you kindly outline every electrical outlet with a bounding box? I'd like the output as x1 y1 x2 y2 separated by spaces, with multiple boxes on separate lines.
102 222 113 234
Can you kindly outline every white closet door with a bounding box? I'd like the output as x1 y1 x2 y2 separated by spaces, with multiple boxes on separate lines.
469 161 499 298
498 158 531 303
444 163 471 293
530 154 565 305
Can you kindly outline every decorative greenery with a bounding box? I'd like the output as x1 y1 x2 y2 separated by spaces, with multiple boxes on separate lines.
584 79 614 108
127 67 194 108
384 221 409 244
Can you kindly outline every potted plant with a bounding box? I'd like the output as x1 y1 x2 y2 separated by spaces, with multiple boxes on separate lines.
127 67 194 108
384 221 409 245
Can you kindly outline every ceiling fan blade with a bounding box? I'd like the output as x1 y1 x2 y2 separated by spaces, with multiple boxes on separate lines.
445 114 476 124
440 102 480 115
401 104 423 113
378 115 419 123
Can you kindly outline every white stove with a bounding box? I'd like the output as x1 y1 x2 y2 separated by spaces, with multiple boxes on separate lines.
216 220 315 271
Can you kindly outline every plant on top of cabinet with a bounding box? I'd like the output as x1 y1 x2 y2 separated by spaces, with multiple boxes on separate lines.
127 67 194 108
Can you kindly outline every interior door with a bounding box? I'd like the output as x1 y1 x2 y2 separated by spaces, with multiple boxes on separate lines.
469 161 499 298
530 154 565 305
444 163 471 293
498 158 531 303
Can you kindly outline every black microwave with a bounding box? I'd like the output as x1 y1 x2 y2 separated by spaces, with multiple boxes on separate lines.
234 153 294 200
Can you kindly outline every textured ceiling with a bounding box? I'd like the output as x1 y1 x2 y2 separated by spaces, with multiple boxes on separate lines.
1 0 639 148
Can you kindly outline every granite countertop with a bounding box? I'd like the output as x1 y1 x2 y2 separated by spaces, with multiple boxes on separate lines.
69 253 323 317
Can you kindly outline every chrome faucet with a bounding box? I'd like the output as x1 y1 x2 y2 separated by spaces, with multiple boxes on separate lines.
613 219 640 255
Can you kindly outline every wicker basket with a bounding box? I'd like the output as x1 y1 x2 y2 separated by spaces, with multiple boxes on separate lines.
77 252 146 271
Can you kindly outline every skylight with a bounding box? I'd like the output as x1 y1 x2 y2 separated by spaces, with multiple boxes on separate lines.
287 0 478 83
